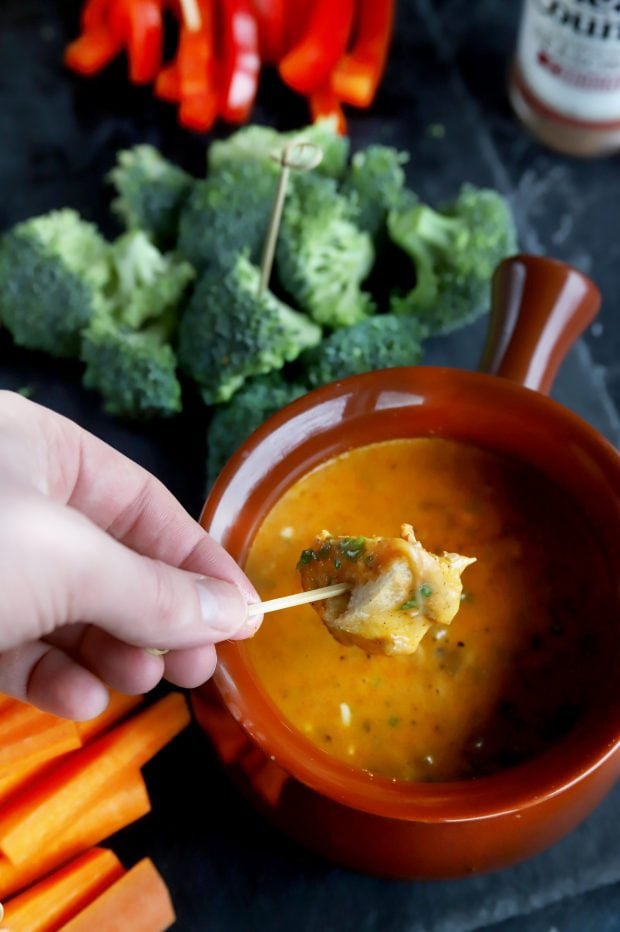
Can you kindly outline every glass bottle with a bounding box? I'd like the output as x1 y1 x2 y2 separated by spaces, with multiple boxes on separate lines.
509 0 620 156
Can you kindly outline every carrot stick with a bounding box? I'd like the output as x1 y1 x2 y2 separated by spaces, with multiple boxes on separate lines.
0 759 47 807
3 848 124 932
58 858 175 932
0 770 150 900
0 693 140 805
0 700 82 775
0 698 48 738
0 693 188 867
76 692 143 743
0 719 81 774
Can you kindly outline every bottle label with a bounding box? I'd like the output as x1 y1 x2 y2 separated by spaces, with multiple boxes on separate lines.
517 0 620 122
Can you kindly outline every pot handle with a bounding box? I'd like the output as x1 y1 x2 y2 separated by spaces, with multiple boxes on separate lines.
478 254 601 395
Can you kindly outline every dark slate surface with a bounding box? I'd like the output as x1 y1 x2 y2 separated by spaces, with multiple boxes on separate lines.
0 1 619 929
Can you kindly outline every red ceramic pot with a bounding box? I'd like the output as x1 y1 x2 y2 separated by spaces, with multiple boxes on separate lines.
193 255 620 879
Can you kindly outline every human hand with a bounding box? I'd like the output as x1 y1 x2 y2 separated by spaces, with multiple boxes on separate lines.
0 391 262 720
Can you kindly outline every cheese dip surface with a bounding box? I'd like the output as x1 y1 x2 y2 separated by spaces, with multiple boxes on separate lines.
244 438 615 782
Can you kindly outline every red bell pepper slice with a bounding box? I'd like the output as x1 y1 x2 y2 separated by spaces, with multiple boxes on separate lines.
155 62 181 101
331 0 395 108
178 0 214 98
178 0 218 131
219 0 260 124
252 0 285 64
179 92 218 131
64 27 122 76
107 0 164 84
279 0 354 96
126 0 164 83
155 0 218 127
281 0 313 57
309 84 347 136
81 0 113 31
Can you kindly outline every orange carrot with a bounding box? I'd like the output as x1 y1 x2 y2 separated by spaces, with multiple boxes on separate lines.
0 759 46 807
76 691 143 743
58 858 175 932
0 769 150 900
0 693 142 805
0 698 74 742
0 693 189 866
0 699 82 776
0 695 14 712
0 719 81 774
3 848 124 931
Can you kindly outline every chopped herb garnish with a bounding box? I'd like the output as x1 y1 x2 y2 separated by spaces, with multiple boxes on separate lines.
400 597 418 611
297 548 318 568
418 584 433 598
337 536 366 561
387 715 401 727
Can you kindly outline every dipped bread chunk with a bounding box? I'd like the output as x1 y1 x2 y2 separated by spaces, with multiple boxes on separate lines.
298 524 475 655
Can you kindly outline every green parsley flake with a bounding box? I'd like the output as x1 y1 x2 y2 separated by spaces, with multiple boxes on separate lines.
418 584 433 598
337 536 366 561
400 597 418 611
297 549 317 569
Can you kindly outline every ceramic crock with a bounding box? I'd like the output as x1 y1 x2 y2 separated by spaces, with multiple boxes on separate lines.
193 255 620 878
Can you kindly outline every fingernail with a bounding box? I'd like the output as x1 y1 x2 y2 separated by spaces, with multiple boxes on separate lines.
196 577 249 640
229 605 263 641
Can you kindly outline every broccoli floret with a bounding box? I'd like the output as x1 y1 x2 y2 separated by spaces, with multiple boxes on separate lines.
177 252 321 404
177 162 277 274
302 314 425 388
109 231 195 329
0 209 111 357
79 231 191 418
342 145 413 237
108 145 193 248
208 119 350 179
81 316 181 418
207 372 306 486
276 173 375 328
388 183 517 334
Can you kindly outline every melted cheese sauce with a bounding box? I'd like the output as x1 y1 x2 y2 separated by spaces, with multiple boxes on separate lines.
243 439 615 782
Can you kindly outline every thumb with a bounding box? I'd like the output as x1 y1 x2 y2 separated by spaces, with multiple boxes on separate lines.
0 490 252 652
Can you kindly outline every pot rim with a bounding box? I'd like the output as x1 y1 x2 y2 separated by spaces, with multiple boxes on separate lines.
202 366 620 823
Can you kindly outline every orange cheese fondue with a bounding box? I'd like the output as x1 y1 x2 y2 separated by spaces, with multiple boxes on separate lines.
244 439 614 782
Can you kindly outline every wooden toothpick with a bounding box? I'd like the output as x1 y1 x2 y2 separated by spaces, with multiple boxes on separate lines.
146 583 348 653
258 140 323 295
247 583 348 616
179 0 202 31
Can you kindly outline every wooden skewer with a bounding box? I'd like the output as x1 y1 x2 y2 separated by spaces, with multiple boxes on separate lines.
146 584 348 654
247 583 349 616
179 0 202 31
258 140 324 294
